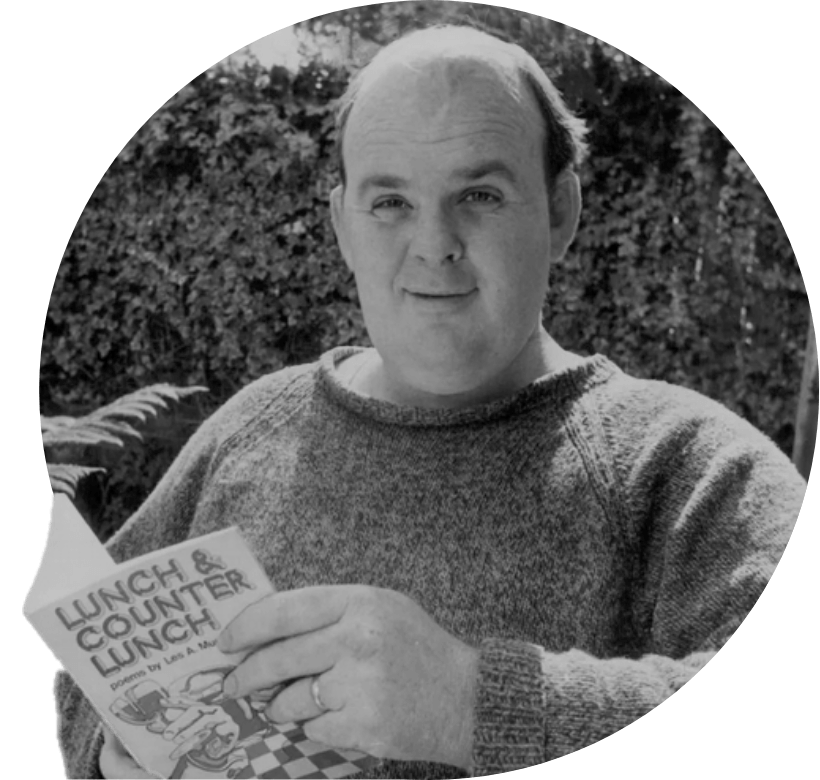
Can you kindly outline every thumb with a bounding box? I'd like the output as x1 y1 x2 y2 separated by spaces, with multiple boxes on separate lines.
100 726 157 779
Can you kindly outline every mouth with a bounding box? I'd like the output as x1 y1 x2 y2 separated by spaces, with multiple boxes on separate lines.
406 290 476 299
403 288 478 313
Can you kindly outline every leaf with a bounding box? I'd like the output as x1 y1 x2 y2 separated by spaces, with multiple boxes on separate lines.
48 463 106 498
41 384 208 452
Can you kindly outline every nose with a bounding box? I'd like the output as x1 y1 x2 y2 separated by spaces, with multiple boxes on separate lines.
409 205 464 265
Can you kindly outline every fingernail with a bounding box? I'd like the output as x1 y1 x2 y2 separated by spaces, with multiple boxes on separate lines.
217 629 232 652
223 675 238 698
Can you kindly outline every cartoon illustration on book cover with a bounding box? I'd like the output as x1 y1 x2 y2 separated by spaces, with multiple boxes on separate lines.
110 666 374 779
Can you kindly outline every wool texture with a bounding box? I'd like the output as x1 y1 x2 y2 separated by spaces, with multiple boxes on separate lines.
55 347 805 778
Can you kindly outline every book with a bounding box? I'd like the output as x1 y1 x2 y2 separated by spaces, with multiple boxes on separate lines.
25 495 378 779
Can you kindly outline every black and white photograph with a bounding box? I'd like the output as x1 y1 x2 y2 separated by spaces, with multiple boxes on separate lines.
7 2 818 778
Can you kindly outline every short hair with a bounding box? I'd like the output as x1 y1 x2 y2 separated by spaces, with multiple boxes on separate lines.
334 25 589 191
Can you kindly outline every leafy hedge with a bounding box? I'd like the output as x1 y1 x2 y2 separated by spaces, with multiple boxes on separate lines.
41 5 809 535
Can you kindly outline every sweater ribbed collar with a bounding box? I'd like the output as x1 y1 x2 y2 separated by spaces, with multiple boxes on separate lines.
316 346 620 428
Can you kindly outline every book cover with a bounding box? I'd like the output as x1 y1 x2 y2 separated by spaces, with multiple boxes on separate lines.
25 495 377 779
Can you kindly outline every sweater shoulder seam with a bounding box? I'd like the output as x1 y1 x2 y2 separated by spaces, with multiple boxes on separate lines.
203 363 318 480
561 371 638 555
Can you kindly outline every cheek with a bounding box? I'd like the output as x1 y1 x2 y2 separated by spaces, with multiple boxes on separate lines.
478 234 550 301
350 230 404 293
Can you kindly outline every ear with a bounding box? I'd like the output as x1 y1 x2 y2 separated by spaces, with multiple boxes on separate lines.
330 185 354 272
548 170 582 262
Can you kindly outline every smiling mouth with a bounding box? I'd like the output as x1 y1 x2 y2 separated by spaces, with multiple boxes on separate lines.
407 290 476 298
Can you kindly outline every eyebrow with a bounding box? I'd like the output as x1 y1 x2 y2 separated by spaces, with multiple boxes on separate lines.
452 161 519 184
355 160 519 198
356 174 409 198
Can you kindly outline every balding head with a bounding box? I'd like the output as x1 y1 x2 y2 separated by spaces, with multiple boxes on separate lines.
335 25 588 192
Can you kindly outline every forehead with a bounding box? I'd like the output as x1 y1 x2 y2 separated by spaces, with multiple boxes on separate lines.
343 56 544 179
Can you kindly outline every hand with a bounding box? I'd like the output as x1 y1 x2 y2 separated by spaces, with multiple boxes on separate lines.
99 726 156 779
218 585 479 769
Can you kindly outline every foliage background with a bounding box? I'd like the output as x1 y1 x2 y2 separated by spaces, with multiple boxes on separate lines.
40 2 809 539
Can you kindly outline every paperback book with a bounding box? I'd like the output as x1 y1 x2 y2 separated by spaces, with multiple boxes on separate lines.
25 495 377 779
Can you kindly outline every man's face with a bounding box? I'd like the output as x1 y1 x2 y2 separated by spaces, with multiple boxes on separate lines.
332 57 577 404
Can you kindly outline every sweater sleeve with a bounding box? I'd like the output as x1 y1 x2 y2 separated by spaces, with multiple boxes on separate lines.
53 369 299 778
469 383 805 775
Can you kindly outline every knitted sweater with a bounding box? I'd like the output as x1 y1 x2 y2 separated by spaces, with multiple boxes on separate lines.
56 347 805 778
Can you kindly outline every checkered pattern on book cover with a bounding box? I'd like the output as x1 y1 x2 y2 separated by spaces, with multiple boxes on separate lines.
240 724 379 779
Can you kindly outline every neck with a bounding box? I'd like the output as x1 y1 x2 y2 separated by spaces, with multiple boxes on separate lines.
347 328 582 410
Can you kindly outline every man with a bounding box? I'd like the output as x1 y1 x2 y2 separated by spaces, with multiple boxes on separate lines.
58 25 805 779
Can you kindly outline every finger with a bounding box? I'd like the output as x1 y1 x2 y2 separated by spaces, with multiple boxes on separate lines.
267 676 331 724
225 626 338 699
247 681 289 704
100 727 156 779
218 586 351 653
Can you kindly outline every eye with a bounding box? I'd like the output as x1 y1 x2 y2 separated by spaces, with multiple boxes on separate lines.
462 189 502 206
372 196 411 212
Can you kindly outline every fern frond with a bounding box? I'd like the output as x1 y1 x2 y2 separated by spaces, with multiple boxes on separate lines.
40 416 78 434
89 384 208 426
42 419 143 449
41 383 208 451
48 463 106 498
